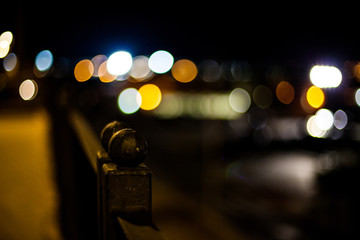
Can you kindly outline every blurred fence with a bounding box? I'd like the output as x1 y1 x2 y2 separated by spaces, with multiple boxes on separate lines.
51 109 165 240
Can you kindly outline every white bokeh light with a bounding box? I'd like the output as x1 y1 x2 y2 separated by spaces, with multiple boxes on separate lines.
309 65 342 88
315 108 334 131
148 50 174 74
107 51 133 75
306 115 327 138
19 79 38 101
118 88 142 114
355 88 360 107
229 88 251 113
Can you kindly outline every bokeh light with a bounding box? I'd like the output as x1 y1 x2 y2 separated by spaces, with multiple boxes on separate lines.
229 88 251 113
306 115 327 138
309 65 342 88
19 79 38 101
202 94 238 119
220 61 233 80
306 86 324 108
353 62 360 81
253 85 273 109
0 31 13 58
91 54 107 77
333 109 348 130
154 94 183 118
198 59 221 82
171 59 198 83
98 61 117 83
107 51 133 76
148 50 174 74
231 60 252 82
0 31 13 45
154 92 240 120
118 88 141 114
3 53 17 72
35 50 53 71
0 43 10 58
355 88 360 107
315 108 333 131
306 108 335 139
130 55 153 81
138 84 162 110
276 81 295 104
74 59 94 82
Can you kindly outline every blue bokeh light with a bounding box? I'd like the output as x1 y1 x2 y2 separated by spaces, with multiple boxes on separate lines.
35 50 53 71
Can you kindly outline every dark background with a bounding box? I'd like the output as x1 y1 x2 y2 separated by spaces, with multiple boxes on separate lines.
2 2 360 240
3 2 359 64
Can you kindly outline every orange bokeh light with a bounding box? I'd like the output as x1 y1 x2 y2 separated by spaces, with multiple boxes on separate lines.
98 61 117 83
74 59 94 82
276 81 295 104
171 59 197 83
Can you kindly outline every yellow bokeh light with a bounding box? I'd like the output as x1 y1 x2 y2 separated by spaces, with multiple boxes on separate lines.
138 84 162 110
306 86 324 108
276 81 295 104
171 59 198 83
0 44 10 58
0 31 13 45
0 31 13 59
74 59 94 82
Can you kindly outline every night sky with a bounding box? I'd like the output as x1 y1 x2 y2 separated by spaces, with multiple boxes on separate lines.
2 2 359 64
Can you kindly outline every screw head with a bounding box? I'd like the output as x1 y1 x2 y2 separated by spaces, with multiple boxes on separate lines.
100 121 130 150
108 128 147 166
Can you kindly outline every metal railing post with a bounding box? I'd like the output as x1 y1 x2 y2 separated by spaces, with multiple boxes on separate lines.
98 121 164 240
69 112 165 239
